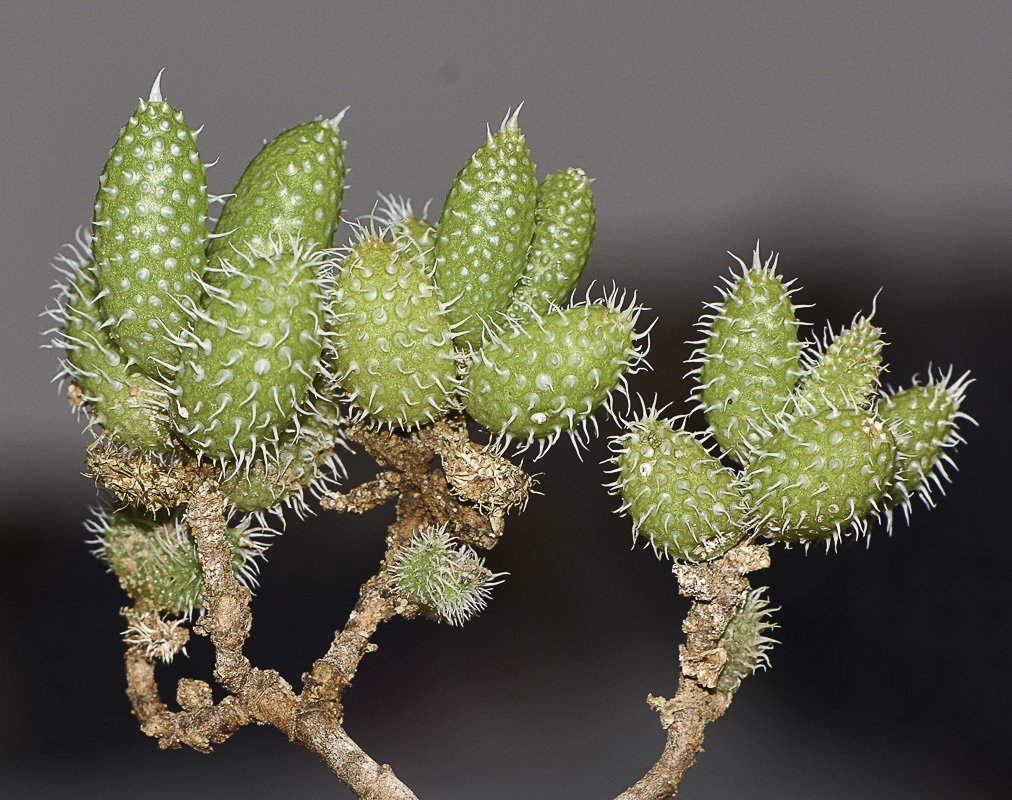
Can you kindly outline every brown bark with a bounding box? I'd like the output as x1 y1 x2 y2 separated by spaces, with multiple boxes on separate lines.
615 544 771 799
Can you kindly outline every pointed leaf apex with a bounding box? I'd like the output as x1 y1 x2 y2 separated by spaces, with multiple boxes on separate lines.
326 106 349 130
503 102 524 131
148 69 166 103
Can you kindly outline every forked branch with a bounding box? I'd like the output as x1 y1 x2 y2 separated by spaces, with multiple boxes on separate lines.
96 423 766 799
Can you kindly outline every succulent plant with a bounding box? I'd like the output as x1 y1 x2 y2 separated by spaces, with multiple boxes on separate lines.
48 79 980 796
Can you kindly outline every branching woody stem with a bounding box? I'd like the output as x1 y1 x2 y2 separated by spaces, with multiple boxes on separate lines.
106 444 422 798
95 420 767 799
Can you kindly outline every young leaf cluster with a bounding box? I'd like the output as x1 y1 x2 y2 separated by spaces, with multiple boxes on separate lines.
608 246 973 559
46 76 656 626
50 80 652 495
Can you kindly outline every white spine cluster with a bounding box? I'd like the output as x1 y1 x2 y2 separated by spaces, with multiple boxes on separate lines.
392 525 505 626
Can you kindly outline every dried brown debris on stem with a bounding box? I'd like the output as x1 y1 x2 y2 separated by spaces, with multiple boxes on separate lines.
87 441 208 512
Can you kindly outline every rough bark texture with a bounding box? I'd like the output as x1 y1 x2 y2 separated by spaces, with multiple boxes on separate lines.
93 415 768 799
616 544 770 799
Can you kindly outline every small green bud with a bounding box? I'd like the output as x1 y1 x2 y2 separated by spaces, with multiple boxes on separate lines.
88 506 270 618
91 72 208 373
463 292 649 453
743 406 897 545
208 112 346 265
375 194 437 275
506 167 596 320
607 405 746 562
391 526 503 625
715 587 778 693
689 247 806 463
433 108 538 348
329 231 460 430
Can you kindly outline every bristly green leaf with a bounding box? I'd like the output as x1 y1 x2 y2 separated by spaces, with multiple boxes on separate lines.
607 404 746 562
221 395 345 521
794 311 884 413
463 290 649 456
688 246 806 464
716 587 778 692
374 194 438 276
91 72 208 374
743 406 897 546
170 240 332 471
88 506 271 618
506 167 596 319
47 231 172 452
209 113 346 265
433 108 537 349
329 231 460 430
879 368 973 525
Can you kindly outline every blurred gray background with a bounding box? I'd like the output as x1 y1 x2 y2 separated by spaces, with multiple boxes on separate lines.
2 2 1009 798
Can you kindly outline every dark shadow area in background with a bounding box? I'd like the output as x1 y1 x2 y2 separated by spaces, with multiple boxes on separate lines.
2 252 1007 799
